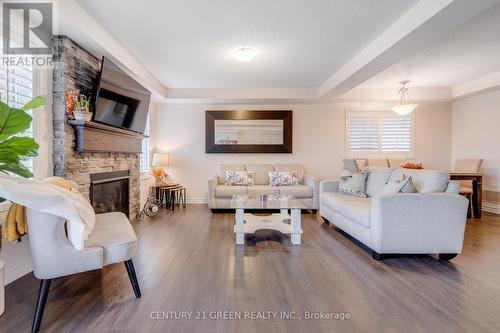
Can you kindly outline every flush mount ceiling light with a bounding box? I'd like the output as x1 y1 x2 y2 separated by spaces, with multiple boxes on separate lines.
233 46 257 62
390 80 418 115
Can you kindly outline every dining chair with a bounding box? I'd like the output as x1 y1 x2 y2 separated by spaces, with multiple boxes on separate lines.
366 159 389 167
354 158 368 170
342 159 359 173
26 209 141 333
453 159 484 218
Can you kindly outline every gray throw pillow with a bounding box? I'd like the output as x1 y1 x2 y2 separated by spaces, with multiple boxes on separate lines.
379 175 417 194
400 175 417 193
339 169 368 198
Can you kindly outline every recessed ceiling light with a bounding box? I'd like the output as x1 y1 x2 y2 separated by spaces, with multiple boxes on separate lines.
233 47 257 62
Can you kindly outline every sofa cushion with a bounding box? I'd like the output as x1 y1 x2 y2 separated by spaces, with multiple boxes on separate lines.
390 169 450 193
217 164 245 185
215 185 248 198
337 200 371 228
85 212 137 265
321 192 368 211
366 167 396 197
246 164 274 185
279 185 313 198
274 164 305 184
247 185 280 196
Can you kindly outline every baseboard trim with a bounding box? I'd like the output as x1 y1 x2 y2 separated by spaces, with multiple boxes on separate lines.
5 260 32 285
483 201 500 215
187 197 208 204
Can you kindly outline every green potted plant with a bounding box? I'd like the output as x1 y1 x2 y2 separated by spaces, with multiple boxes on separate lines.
0 96 45 316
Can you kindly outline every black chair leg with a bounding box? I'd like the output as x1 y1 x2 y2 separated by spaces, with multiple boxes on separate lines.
124 259 141 298
32 279 51 333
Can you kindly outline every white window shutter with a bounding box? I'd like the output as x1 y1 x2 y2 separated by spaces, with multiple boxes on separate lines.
348 113 379 151
381 114 412 152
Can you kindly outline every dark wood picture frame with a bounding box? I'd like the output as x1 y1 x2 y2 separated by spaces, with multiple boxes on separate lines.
205 110 292 153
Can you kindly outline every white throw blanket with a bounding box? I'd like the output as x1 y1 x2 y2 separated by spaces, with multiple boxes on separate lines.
0 174 95 250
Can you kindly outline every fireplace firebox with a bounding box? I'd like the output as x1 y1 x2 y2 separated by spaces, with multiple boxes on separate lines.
90 170 130 217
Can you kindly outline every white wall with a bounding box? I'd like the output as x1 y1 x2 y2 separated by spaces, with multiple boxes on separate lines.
152 102 452 202
452 89 500 192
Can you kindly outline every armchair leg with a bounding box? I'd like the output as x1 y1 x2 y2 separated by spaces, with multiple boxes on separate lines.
124 259 141 298
32 279 51 333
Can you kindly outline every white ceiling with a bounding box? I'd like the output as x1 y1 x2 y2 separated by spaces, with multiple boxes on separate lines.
360 2 500 88
75 0 418 89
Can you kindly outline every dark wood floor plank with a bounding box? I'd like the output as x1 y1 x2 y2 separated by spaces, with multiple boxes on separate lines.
1 206 500 332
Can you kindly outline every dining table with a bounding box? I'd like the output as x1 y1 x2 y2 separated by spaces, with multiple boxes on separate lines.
450 172 484 218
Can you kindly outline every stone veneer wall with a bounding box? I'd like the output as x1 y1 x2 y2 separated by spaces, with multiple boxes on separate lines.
52 36 140 220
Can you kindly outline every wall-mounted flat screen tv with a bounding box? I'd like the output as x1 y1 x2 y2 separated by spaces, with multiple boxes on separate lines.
94 57 151 134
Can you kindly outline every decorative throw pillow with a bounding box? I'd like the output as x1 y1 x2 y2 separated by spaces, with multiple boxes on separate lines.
338 169 368 198
268 171 299 186
225 170 255 186
379 174 417 194
400 175 417 193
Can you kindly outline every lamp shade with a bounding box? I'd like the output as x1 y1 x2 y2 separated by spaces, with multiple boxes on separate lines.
390 103 418 115
152 153 170 167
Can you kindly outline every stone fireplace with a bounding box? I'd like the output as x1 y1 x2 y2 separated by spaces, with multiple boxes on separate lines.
52 36 141 220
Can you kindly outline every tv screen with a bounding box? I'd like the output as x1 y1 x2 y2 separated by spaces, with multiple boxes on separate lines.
94 57 151 133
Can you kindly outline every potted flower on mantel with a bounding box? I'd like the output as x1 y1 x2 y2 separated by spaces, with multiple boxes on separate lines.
0 96 46 316
65 88 92 122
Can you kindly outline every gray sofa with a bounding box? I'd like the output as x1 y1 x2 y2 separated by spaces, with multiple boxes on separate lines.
320 167 469 260
208 163 319 212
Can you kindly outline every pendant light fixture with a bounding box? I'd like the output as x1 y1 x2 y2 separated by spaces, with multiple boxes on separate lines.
390 80 418 115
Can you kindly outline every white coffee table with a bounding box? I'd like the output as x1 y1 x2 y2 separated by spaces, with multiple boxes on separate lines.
230 194 304 245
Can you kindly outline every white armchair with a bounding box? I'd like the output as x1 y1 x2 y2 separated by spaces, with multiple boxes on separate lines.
26 209 141 333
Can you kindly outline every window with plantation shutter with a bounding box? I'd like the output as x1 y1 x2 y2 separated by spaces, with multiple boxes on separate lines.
139 112 151 173
347 112 379 152
0 65 35 174
381 114 412 152
346 111 414 155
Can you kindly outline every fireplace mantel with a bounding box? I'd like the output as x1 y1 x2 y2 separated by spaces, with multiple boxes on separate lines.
69 120 146 154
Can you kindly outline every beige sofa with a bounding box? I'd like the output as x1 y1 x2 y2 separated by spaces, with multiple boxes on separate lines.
208 163 319 212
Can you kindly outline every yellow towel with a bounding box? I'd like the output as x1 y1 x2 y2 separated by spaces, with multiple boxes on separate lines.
2 177 79 242
2 203 27 241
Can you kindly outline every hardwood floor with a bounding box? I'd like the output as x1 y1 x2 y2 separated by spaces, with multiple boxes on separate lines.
1 205 500 332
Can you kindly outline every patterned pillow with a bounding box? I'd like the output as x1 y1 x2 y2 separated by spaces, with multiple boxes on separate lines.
225 171 255 186
339 169 368 198
400 175 417 193
268 171 299 186
379 174 417 194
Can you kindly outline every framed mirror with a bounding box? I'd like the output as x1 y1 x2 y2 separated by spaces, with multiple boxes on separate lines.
206 110 292 153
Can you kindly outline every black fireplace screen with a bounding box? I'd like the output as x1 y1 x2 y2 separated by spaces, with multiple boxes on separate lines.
90 170 130 216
